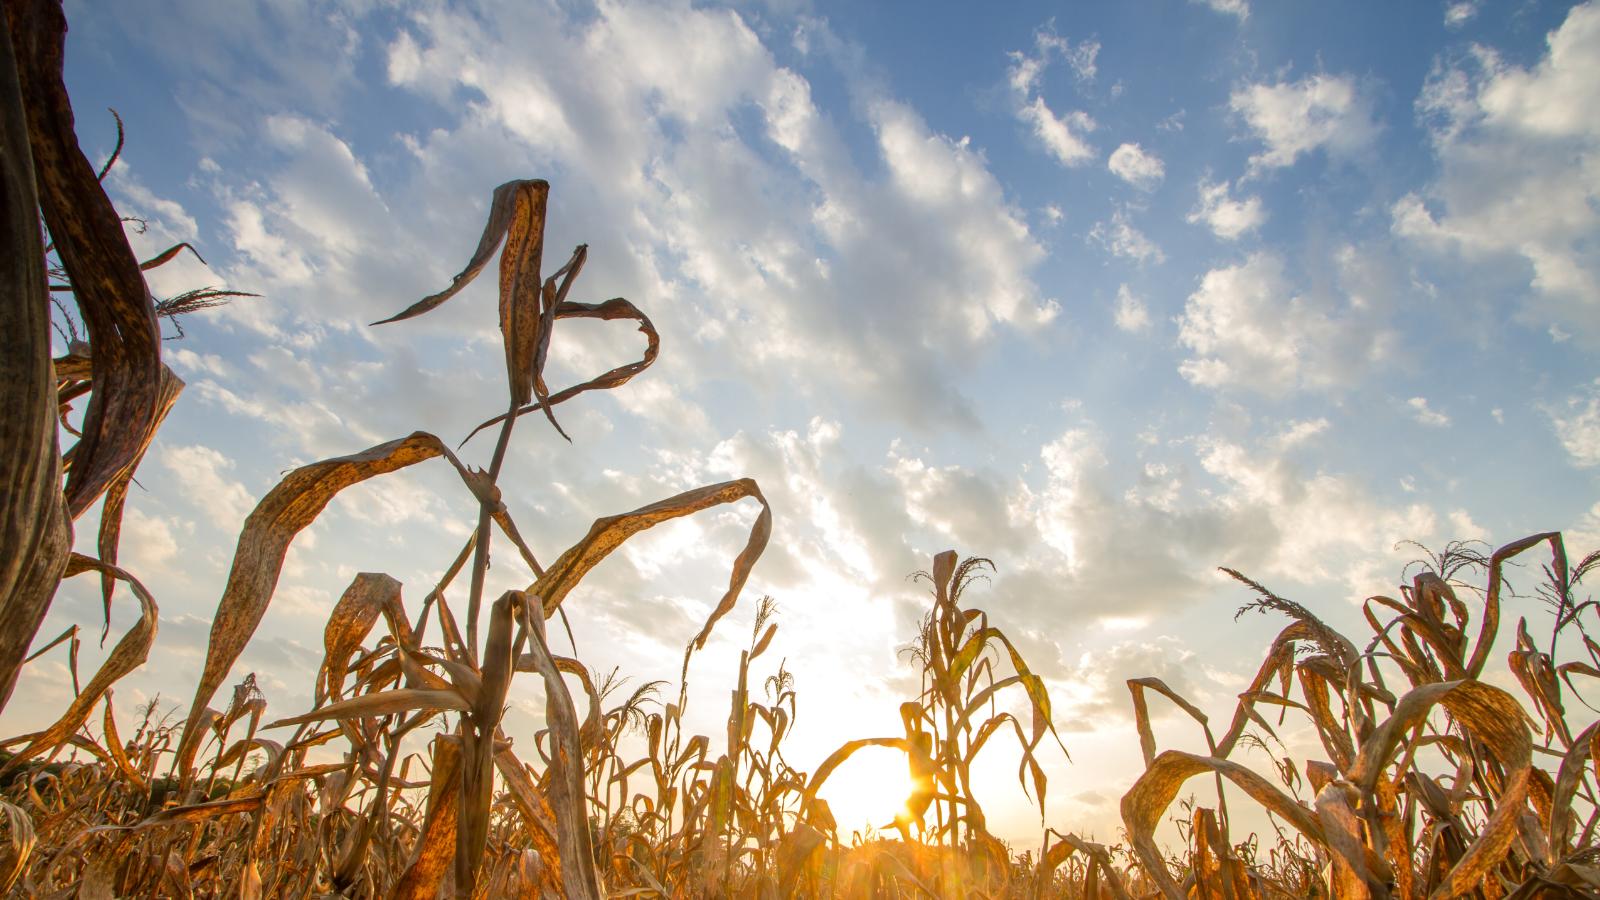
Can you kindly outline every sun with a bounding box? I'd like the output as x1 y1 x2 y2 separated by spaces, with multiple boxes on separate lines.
812 745 913 839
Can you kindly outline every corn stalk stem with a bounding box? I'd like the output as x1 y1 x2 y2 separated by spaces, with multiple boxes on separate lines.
465 395 519 664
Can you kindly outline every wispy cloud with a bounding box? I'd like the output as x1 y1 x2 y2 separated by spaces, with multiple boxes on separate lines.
1090 209 1164 264
1192 0 1249 21
1007 24 1099 167
1407 397 1451 427
1543 380 1600 466
1114 284 1151 332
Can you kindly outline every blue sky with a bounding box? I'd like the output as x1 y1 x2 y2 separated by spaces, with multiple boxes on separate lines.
14 0 1600 842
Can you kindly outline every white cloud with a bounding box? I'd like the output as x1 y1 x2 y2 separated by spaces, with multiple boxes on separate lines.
1019 424 1446 629
1394 2 1600 341
1008 26 1100 92
1407 397 1450 427
1192 0 1249 20
1089 209 1164 264
1114 283 1151 332
1016 98 1097 167
120 506 183 574
1543 380 1600 466
890 457 1035 554
1196 435 1438 587
1270 418 1330 450
1176 250 1398 394
166 348 229 378
1008 27 1098 167
1444 1 1481 29
1108 143 1165 191
1569 502 1600 552
1059 639 1202 728
174 3 1060 440
1231 73 1379 173
1188 177 1267 240
159 443 258 531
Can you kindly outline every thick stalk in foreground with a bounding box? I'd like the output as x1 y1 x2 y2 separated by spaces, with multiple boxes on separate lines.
0 2 70 714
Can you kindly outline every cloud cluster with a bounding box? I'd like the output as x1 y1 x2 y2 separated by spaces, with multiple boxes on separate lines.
1231 73 1379 174
1188 177 1266 240
1007 27 1099 167
1176 250 1398 394
1393 1 1600 341
108 0 1067 456
1089 209 1165 265
1192 0 1249 21
1544 380 1600 467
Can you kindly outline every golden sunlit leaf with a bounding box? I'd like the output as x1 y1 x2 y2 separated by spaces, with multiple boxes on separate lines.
0 554 156 777
264 688 470 729
531 480 771 651
175 431 456 777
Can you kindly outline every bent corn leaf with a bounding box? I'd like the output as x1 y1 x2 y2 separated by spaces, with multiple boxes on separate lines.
176 432 451 776
0 553 156 776
531 479 771 653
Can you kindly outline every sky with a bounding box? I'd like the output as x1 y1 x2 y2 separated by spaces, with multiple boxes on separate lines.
11 0 1600 846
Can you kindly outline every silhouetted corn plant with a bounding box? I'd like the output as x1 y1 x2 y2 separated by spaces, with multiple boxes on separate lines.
6 2 1600 898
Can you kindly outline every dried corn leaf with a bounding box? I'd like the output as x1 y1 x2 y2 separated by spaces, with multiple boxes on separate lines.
1127 677 1218 768
137 241 203 271
493 746 567 899
1 553 156 776
1552 720 1600 854
1314 783 1373 900
531 479 770 653
1471 533 1561 679
265 688 470 729
456 592 525 894
497 184 550 407
8 0 166 524
323 573 405 700
0 799 33 896
372 180 546 327
802 737 952 811
176 432 451 776
1343 679 1532 900
1051 833 1135 900
462 297 660 446
519 595 603 900
1120 750 1324 900
392 736 463 900
132 794 264 829
775 823 825 897
75 833 131 900
95 363 181 636
101 692 146 791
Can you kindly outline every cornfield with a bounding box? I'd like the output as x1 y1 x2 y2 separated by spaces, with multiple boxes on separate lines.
3 2 1600 898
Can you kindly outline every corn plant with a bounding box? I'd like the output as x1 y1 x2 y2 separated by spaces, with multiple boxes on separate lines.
5 2 1600 898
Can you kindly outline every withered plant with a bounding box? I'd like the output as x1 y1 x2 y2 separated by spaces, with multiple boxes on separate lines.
4 2 1600 899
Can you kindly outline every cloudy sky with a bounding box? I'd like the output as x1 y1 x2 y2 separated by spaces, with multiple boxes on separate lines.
14 0 1600 843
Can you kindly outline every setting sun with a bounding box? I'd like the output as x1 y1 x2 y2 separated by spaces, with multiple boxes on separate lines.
812 745 913 839
9 0 1598 897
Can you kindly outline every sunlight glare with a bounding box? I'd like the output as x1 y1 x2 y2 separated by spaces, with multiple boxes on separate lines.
813 745 912 839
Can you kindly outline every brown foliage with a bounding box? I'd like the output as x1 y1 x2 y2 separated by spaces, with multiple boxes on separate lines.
4 4 1600 900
